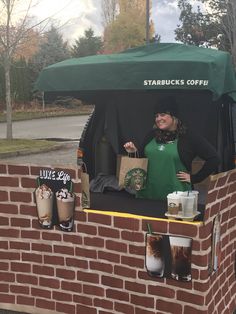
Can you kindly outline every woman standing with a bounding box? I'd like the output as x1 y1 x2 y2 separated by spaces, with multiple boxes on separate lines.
124 99 220 200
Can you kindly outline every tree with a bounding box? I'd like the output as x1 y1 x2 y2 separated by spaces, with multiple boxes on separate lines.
175 0 236 67
71 28 103 58
30 25 70 82
14 29 41 61
0 28 41 105
201 0 236 66
28 25 70 111
0 0 46 139
0 0 71 139
11 57 31 103
103 0 155 53
175 0 217 46
101 0 118 27
0 57 31 103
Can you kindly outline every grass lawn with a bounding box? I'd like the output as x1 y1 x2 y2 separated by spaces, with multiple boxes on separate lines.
0 139 58 156
0 105 93 122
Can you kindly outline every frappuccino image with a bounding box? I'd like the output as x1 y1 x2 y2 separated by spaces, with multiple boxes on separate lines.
56 188 75 231
35 184 53 228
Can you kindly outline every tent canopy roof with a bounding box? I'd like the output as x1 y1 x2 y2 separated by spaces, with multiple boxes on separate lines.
35 43 236 101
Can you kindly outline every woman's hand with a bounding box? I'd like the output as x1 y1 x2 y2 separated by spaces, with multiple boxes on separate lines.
123 142 137 153
176 171 191 183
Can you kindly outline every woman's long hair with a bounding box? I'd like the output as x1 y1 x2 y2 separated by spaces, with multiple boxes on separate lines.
154 117 186 144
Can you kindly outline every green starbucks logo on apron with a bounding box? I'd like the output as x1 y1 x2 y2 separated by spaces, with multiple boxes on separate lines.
124 168 147 191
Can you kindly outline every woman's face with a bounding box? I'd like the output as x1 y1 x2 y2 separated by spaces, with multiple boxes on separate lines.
155 113 176 131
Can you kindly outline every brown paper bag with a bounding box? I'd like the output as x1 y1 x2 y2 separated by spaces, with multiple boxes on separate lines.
118 155 148 191
81 169 90 209
116 154 122 179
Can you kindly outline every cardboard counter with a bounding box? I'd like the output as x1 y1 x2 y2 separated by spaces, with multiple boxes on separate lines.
0 163 235 314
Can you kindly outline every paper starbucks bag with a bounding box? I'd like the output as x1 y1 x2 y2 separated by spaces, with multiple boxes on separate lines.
81 164 90 209
118 154 148 191
116 154 122 179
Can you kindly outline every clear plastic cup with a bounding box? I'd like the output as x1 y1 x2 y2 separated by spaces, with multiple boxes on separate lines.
167 193 180 215
181 195 195 217
181 191 199 212
169 236 192 282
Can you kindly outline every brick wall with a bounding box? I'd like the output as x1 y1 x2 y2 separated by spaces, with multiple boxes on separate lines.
0 163 235 314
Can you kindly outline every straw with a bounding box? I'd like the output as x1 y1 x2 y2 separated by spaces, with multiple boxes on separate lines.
147 223 153 234
69 181 73 192
82 162 87 173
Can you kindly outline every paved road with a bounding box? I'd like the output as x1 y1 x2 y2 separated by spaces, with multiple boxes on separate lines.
0 115 89 165
0 115 89 140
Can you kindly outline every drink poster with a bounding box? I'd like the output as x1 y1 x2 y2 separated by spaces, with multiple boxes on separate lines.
34 169 75 232
210 214 221 272
145 233 193 282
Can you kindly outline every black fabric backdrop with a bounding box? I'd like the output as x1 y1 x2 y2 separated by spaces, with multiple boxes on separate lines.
77 90 235 179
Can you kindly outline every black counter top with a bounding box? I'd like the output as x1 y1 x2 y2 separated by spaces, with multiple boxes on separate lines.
90 190 205 221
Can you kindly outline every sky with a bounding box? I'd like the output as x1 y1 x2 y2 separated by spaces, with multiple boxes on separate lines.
29 0 201 44
153 0 181 42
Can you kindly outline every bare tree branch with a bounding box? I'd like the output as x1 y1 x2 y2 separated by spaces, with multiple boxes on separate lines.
101 0 118 27
0 0 75 139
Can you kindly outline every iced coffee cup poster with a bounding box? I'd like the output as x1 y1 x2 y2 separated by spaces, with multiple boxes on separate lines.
145 233 193 282
34 169 75 232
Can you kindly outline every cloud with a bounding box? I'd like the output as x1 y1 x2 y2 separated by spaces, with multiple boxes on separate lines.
60 14 102 44
30 0 188 44
151 0 205 42
152 0 180 42
29 0 102 42
38 0 181 44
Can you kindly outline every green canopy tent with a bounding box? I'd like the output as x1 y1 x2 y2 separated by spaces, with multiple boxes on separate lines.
35 43 236 177
36 43 236 100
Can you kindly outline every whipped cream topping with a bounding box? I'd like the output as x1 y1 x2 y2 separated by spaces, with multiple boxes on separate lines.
36 184 53 199
56 188 74 202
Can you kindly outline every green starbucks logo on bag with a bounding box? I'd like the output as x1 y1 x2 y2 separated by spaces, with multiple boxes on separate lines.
124 168 147 191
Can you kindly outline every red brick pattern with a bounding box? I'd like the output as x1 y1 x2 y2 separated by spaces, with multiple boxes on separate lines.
0 163 235 314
